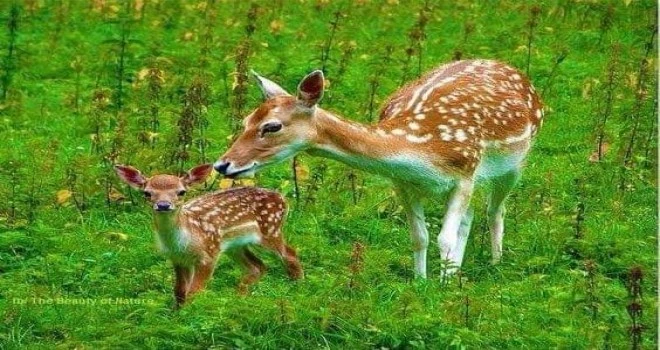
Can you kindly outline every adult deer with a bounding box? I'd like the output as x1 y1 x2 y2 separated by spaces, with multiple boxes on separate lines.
215 59 543 278
114 164 302 306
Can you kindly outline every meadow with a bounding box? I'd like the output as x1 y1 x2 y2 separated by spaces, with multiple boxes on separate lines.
0 0 657 348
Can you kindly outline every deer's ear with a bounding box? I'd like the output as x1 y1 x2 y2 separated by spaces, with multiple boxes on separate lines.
114 165 147 189
251 70 290 100
182 164 213 186
296 70 324 108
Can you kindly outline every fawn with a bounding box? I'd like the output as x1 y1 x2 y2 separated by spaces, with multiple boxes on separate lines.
214 59 544 278
114 164 303 306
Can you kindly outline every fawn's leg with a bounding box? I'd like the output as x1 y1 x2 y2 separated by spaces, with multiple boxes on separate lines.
263 235 303 280
488 168 521 264
173 264 193 307
229 248 266 295
188 262 216 296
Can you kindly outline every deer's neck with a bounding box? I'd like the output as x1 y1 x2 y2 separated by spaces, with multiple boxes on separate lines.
307 109 455 190
153 210 189 253
309 109 391 163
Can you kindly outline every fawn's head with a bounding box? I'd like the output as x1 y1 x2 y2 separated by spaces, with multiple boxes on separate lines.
114 164 213 212
215 70 325 178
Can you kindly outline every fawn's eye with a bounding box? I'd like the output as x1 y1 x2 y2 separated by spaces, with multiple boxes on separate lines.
260 122 283 137
143 191 152 198
177 190 186 196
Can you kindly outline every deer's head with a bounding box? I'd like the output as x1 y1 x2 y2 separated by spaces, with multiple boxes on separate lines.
114 164 213 212
215 70 325 177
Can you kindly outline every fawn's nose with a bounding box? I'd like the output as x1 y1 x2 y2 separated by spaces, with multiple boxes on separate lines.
214 161 230 175
155 201 173 211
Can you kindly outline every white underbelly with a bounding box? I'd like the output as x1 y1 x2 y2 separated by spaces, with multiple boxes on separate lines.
220 232 262 252
475 149 527 180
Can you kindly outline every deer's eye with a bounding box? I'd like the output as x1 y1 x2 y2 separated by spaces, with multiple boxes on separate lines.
143 191 152 198
177 190 186 196
260 122 282 137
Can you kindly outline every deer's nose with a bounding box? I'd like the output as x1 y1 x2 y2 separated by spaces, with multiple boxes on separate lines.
155 201 173 211
214 161 230 175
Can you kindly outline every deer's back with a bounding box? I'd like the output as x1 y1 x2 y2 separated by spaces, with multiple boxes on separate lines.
376 60 544 176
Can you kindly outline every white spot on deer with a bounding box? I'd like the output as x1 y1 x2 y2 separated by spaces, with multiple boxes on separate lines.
511 73 521 81
406 134 433 143
455 129 468 142
408 122 420 130
535 109 543 119
440 133 453 141
440 97 449 103
202 222 213 232
391 128 407 136
413 102 426 114
414 113 426 120
438 124 451 132
375 128 389 137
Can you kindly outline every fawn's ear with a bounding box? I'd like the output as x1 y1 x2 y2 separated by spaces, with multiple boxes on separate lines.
182 164 213 186
114 165 147 189
296 70 324 108
251 70 290 100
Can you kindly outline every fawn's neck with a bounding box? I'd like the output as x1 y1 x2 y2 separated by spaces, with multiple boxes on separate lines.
152 210 188 253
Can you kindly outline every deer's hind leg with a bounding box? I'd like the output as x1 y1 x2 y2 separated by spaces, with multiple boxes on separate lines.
487 168 521 264
228 247 266 295
438 178 475 275
262 234 303 280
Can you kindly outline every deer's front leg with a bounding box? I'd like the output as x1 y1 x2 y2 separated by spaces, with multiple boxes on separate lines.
395 184 429 279
173 264 193 307
438 179 474 275
188 262 215 296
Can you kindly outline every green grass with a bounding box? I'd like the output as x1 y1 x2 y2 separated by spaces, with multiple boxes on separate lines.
0 0 657 349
